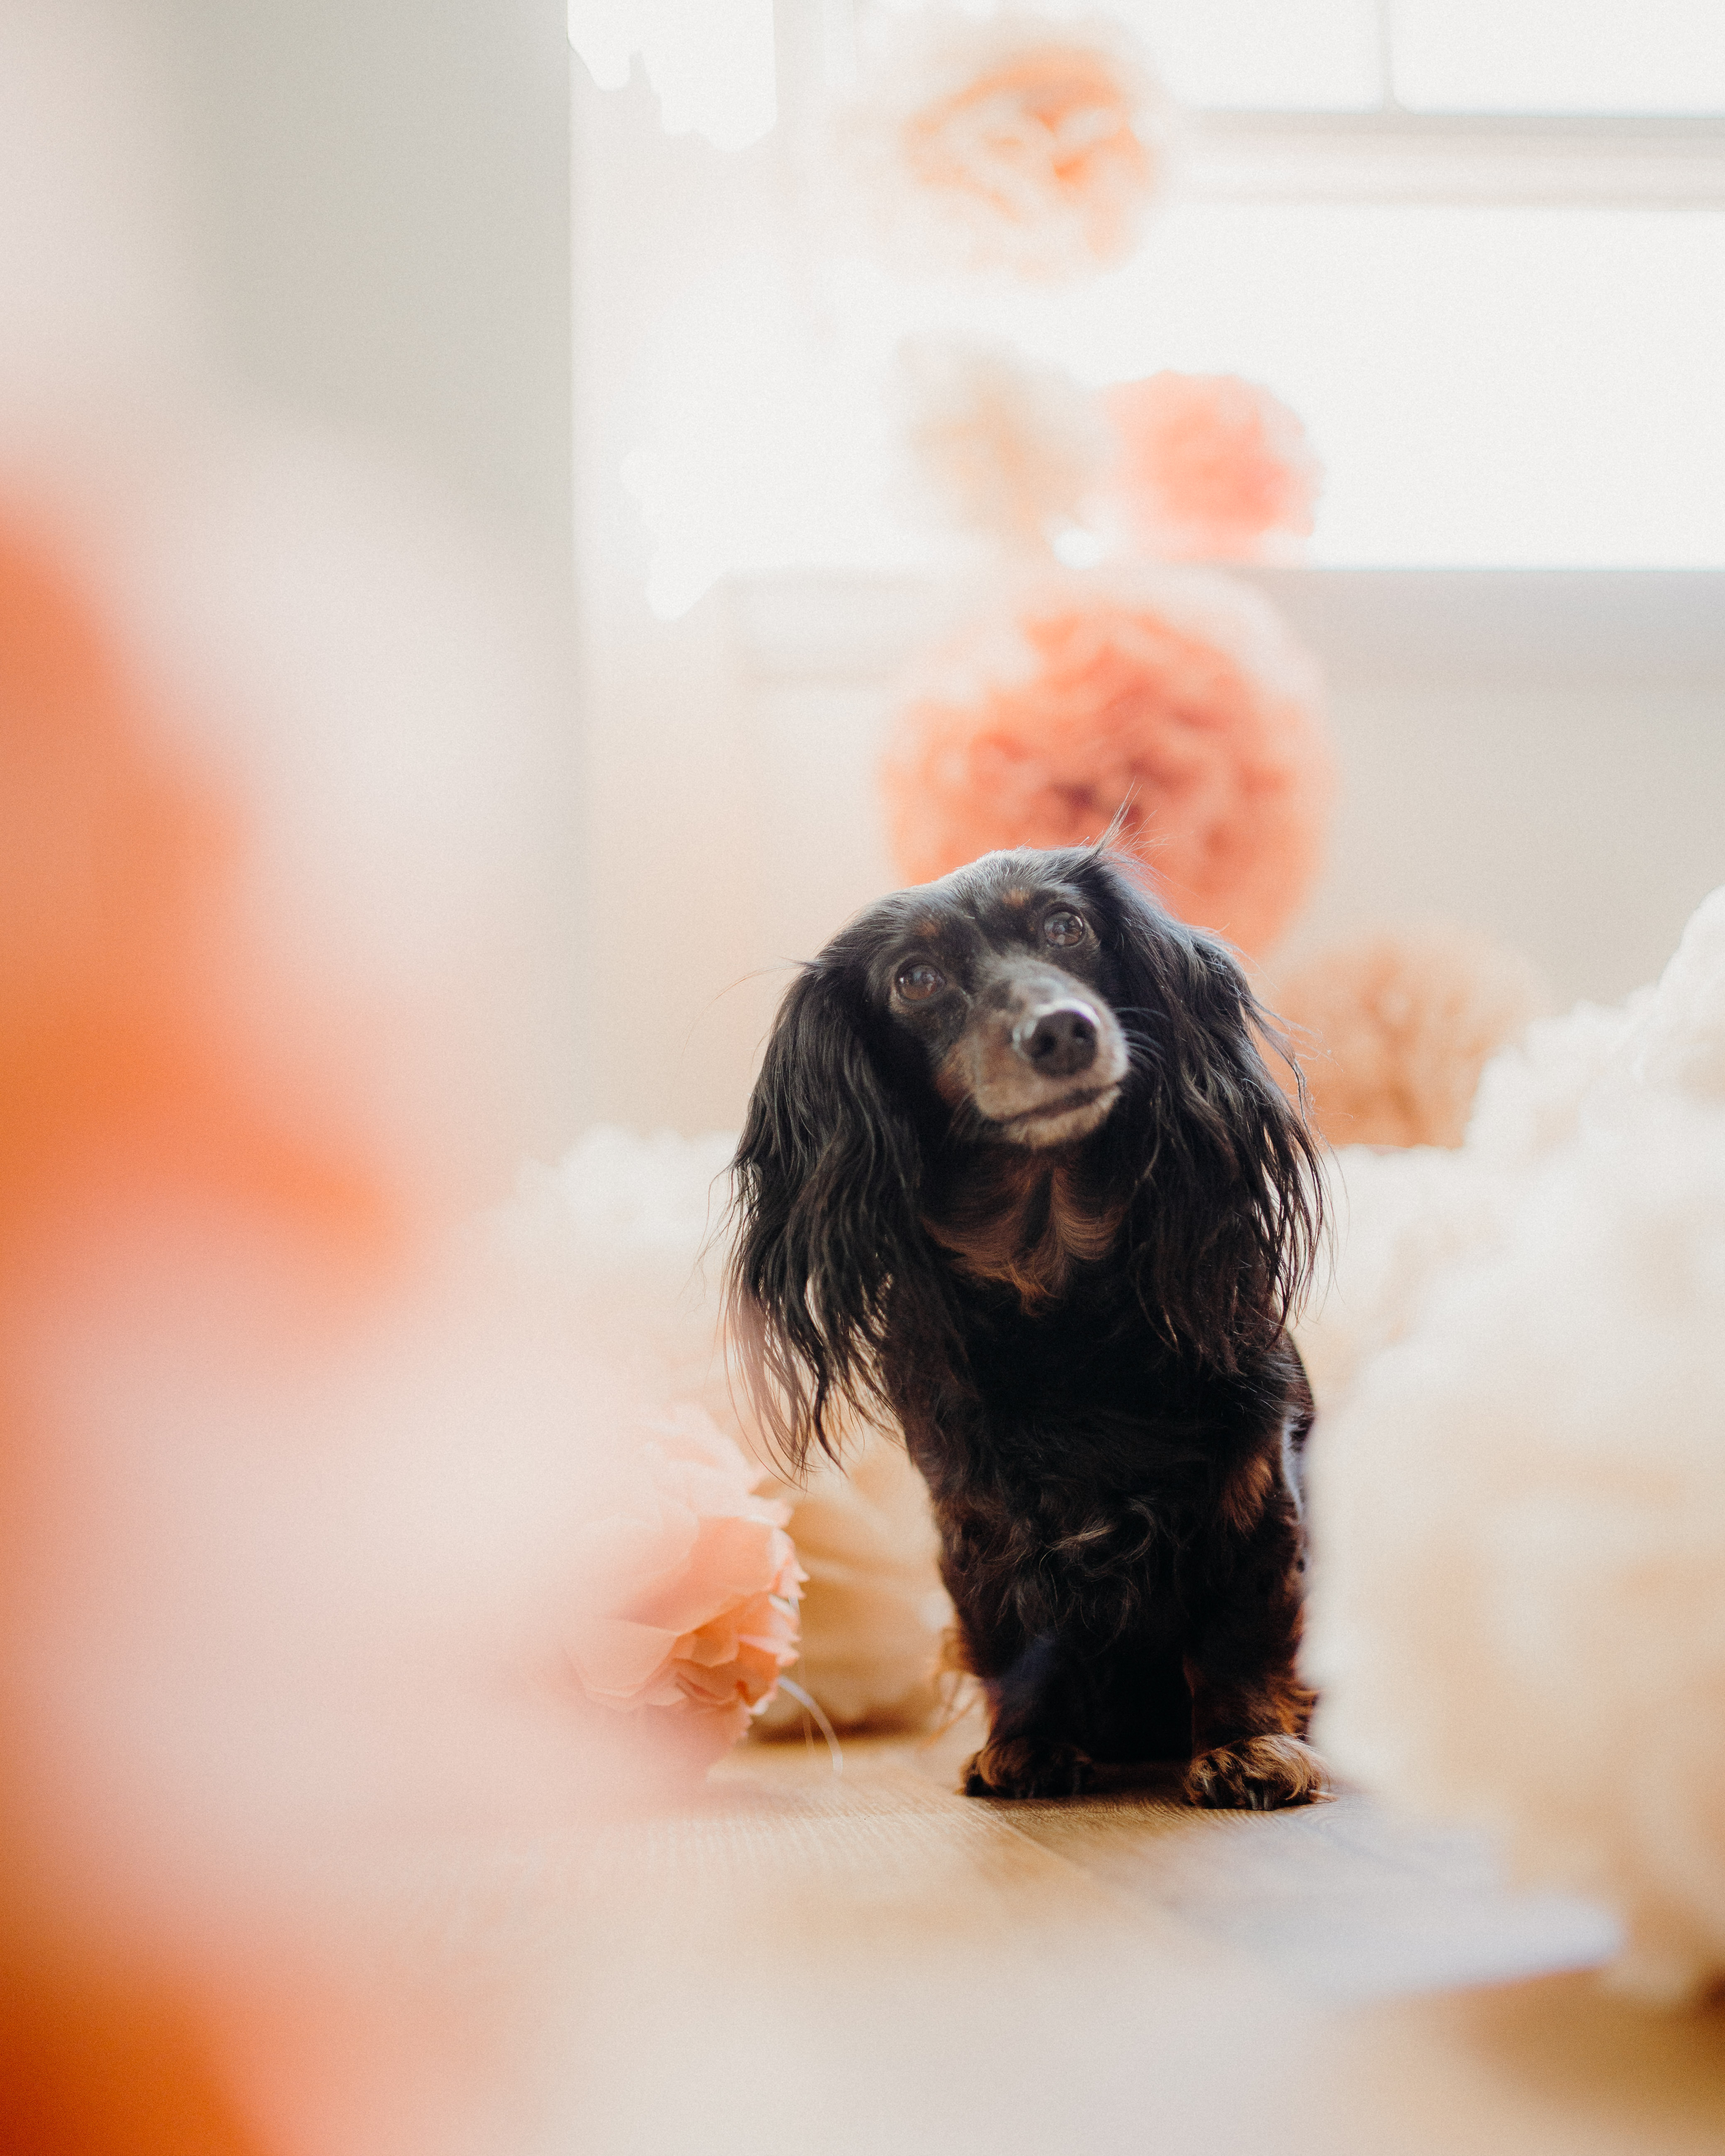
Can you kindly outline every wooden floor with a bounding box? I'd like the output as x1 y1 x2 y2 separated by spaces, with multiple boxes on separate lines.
542 1711 1725 2155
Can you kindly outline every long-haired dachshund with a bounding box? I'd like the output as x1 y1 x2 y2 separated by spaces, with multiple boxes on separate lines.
728 843 1328 1808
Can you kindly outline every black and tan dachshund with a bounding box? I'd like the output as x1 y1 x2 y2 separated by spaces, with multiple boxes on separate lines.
728 843 1328 1808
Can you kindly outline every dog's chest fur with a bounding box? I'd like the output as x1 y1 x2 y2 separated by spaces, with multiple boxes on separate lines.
888 1152 1305 1642
921 1151 1124 1306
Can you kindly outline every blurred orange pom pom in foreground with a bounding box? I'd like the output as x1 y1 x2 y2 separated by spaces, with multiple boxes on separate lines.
881 571 1334 961
0 503 807 2154
0 511 400 2151
0 516 401 1291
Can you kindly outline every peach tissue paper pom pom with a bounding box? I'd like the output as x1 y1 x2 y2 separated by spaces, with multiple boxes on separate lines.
900 334 1107 553
847 9 1170 283
1274 925 1552 1150
1103 372 1323 560
882 568 1333 961
568 1401 805 1768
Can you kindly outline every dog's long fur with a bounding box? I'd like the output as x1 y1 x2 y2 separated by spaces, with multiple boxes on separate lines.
728 845 1328 1805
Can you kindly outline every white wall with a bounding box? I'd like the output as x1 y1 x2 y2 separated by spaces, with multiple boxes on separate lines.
146 0 576 570
141 0 586 1155
570 58 798 1146
1255 570 1725 1003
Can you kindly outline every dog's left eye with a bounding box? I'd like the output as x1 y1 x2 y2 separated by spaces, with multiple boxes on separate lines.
1043 909 1087 948
895 961 945 1002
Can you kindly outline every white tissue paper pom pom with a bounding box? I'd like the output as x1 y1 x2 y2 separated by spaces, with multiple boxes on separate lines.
1303 888 1725 2002
898 334 1107 555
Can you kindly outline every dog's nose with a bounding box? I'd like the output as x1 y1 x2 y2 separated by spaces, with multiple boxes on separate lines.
1012 1003 1099 1078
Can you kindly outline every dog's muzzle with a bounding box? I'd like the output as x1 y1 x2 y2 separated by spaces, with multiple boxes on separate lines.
943 971 1130 1148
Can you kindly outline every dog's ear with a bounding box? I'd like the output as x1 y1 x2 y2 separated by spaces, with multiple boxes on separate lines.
1091 856 1325 1366
726 960 933 1477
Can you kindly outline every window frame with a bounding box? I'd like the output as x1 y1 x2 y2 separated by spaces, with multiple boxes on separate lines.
1180 110 1725 207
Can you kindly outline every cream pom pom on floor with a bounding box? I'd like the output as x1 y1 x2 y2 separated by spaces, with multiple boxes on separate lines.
1301 884 1725 2003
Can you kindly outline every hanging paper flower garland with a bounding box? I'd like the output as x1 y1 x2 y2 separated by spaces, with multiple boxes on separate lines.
881 568 1334 961
843 15 1332 961
845 10 1172 282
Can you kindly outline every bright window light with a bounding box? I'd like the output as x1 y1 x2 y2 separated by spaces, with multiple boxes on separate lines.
1391 0 1725 116
858 0 1725 116
601 5 1725 601
632 202 1725 594
1122 0 1384 112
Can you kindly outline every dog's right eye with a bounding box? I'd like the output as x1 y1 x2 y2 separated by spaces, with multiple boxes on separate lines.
895 961 945 1002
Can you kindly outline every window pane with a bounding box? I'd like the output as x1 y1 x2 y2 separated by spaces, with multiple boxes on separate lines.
1123 0 1383 110
1392 0 1725 115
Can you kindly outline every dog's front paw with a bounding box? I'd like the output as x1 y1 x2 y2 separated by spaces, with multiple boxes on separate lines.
1184 1734 1329 1811
962 1737 1096 1800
